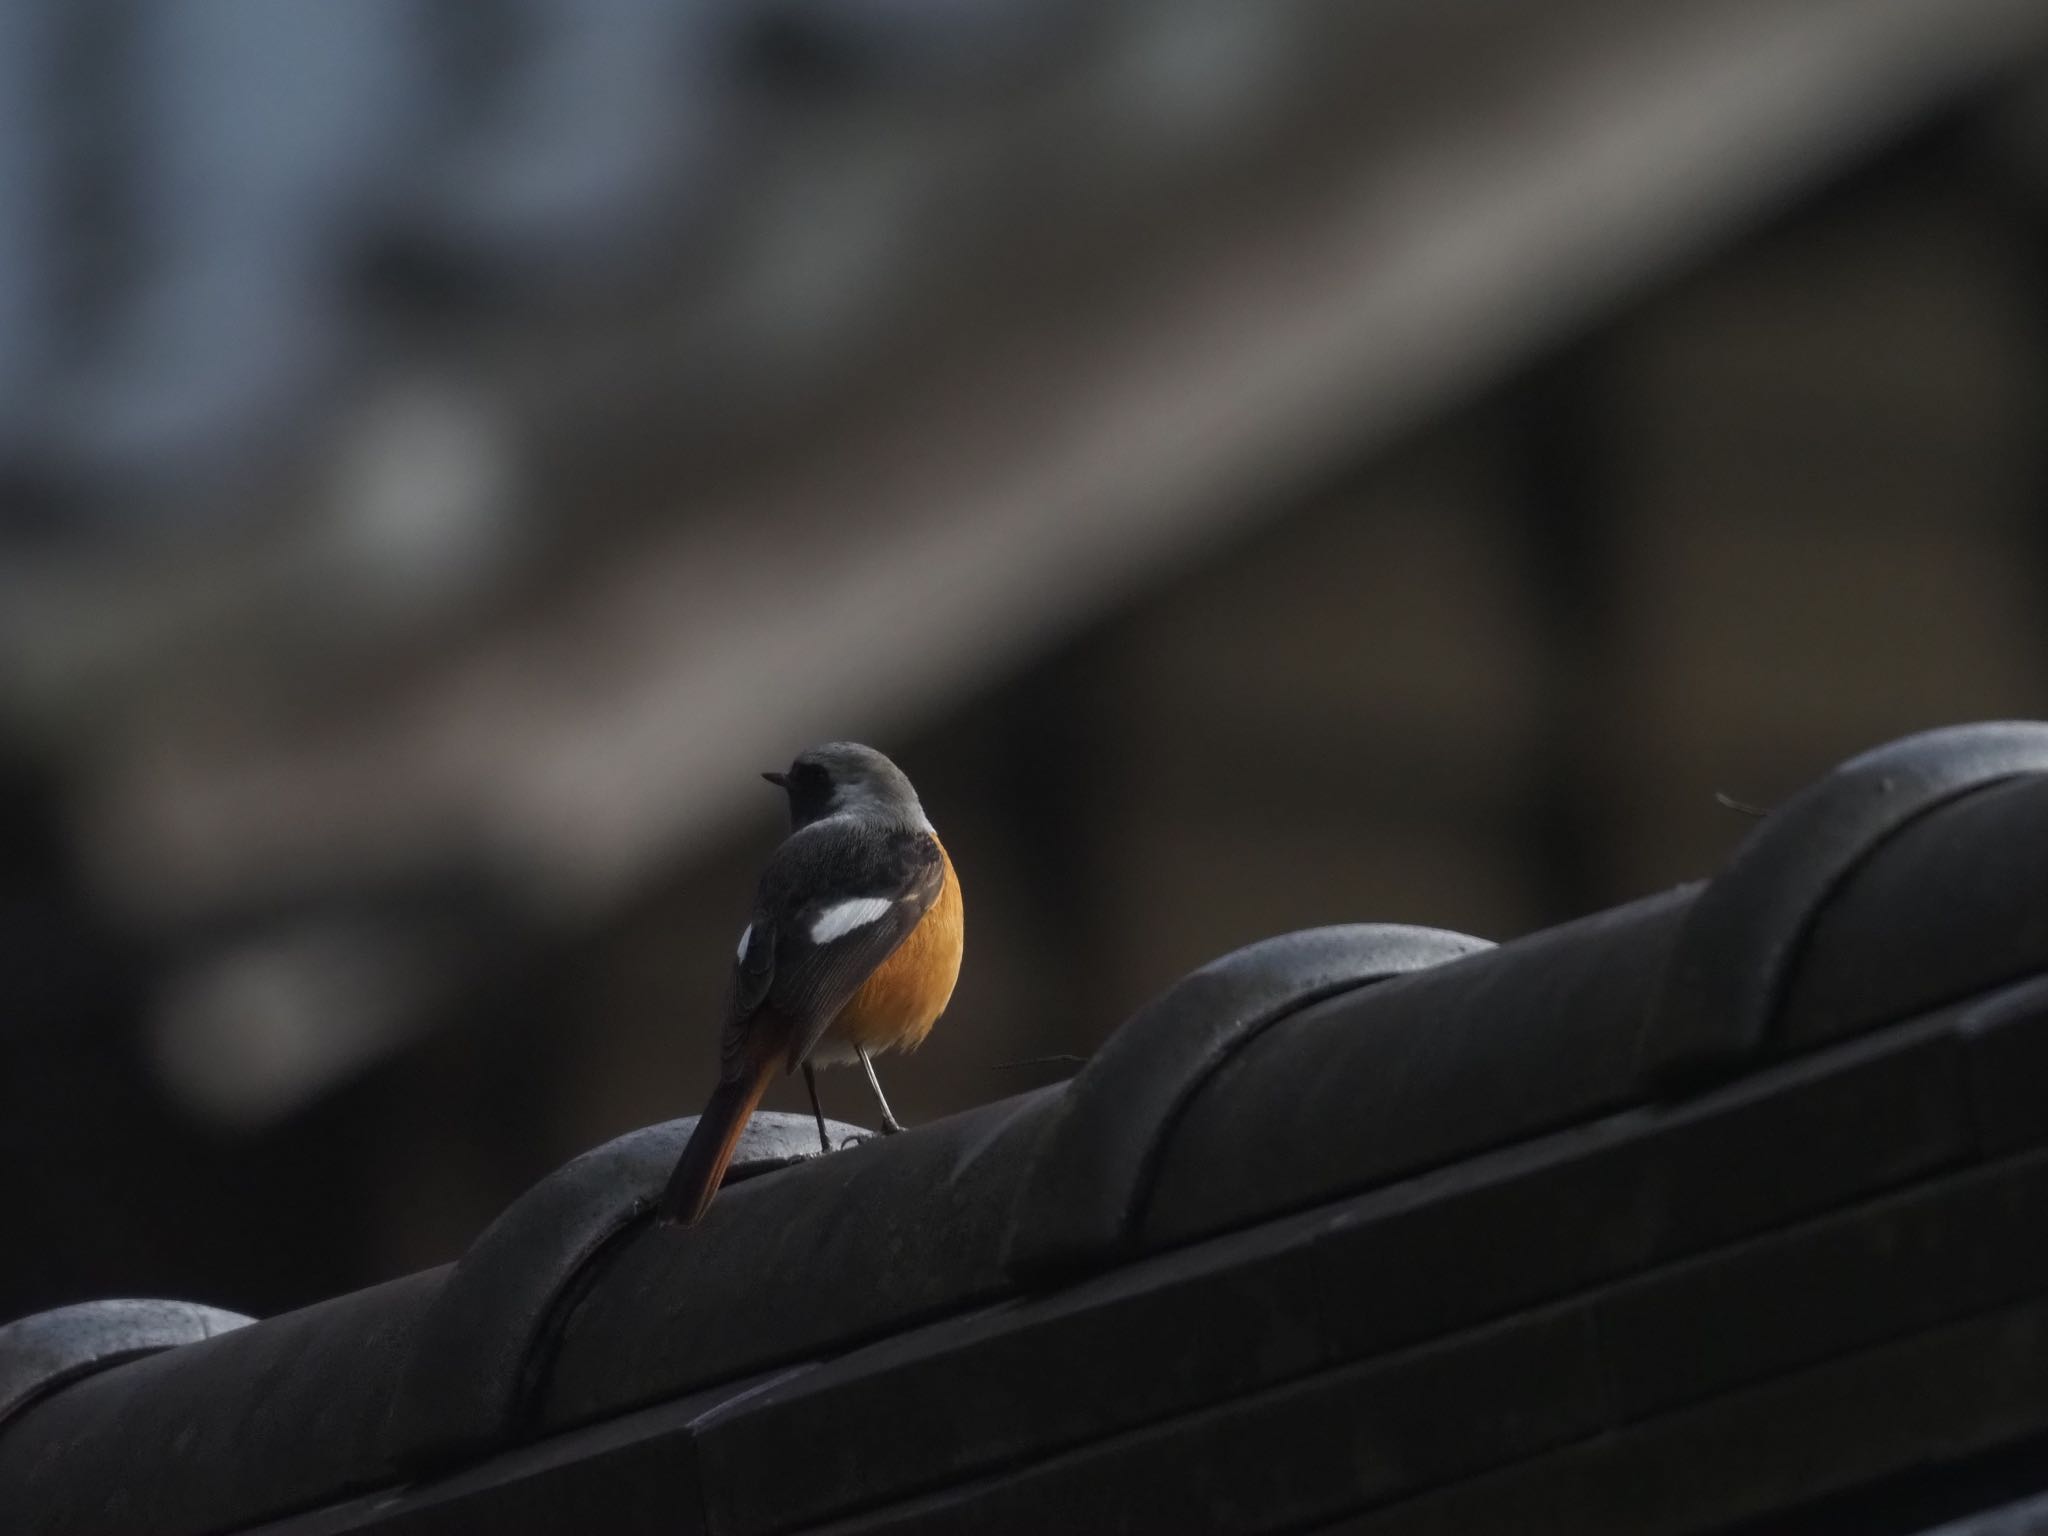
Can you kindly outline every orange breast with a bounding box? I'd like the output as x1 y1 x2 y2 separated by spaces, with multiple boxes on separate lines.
829 841 964 1055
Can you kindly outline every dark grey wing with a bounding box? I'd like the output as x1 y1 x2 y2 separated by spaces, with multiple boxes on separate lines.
718 825 944 1076
715 912 779 1078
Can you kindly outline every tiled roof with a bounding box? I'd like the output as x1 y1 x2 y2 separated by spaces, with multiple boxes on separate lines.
9 721 2048 1533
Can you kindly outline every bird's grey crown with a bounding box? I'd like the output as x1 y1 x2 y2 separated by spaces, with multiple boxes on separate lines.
783 742 931 832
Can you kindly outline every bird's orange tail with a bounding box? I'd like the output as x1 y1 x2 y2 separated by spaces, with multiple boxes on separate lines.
658 1055 777 1225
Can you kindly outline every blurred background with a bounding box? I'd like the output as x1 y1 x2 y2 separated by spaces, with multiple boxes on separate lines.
6 0 2048 1319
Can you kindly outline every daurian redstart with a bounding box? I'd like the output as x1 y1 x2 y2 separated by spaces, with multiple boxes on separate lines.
658 743 964 1225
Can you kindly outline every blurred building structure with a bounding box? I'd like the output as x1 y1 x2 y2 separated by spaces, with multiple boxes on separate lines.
7 0 2048 1315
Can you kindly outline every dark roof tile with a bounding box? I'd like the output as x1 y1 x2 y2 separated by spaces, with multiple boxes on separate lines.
0 1270 443 1536
1142 887 1692 1248
540 1087 1058 1432
1645 720 2048 1088
1005 923 1492 1282
387 1111 874 1472
0 1298 249 1435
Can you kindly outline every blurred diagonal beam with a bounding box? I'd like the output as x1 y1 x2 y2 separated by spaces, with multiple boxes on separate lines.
89 0 2048 923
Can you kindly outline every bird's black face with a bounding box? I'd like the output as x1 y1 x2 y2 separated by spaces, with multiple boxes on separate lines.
764 755 836 827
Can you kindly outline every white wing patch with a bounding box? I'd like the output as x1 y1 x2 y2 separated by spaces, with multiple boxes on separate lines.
735 923 752 962
809 896 894 945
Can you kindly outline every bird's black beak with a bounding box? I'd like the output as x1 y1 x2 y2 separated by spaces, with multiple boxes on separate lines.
762 770 788 788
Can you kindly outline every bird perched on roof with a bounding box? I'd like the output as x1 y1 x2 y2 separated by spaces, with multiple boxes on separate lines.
658 743 964 1225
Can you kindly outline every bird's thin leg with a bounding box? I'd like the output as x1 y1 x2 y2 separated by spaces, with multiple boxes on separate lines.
803 1061 829 1153
856 1045 906 1134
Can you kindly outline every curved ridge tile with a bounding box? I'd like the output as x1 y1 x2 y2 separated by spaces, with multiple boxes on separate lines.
1782 772 2048 1047
543 1088 1062 1431
0 1270 445 1536
388 1110 870 1469
1143 888 1696 1249
1640 721 2048 1092
1006 924 1492 1282
0 1299 250 1434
